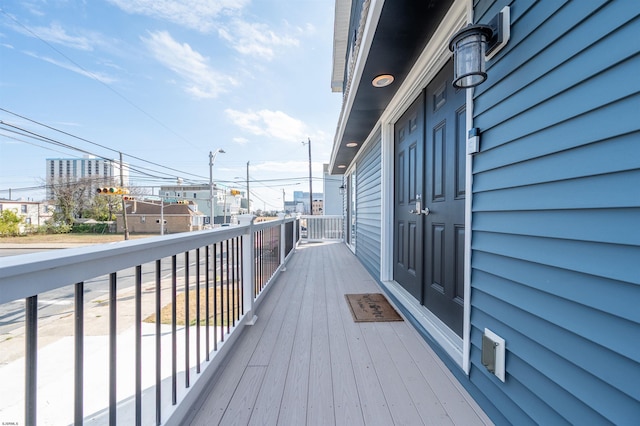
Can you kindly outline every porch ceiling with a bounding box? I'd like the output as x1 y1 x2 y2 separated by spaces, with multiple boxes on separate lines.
330 0 453 175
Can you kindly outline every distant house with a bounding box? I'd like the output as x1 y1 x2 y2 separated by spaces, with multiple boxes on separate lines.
0 200 52 232
160 184 246 224
330 0 639 424
116 200 206 234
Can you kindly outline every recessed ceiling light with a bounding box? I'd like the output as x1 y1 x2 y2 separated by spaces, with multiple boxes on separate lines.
346 142 358 147
372 74 394 88
338 164 346 169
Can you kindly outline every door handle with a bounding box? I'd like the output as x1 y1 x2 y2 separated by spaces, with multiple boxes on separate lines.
409 207 431 215
410 196 431 215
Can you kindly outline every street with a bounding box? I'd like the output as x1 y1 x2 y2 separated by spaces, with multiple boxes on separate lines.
0 246 230 338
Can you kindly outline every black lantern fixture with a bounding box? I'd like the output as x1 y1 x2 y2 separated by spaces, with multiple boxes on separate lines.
449 24 493 88
449 7 510 89
339 184 346 195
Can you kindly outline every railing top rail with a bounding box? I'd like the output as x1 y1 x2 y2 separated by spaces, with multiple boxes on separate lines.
0 225 254 305
299 215 344 219
252 216 296 232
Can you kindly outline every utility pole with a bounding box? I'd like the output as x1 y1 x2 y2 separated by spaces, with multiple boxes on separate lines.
209 149 225 226
302 138 313 215
246 161 250 215
283 188 286 213
119 152 129 240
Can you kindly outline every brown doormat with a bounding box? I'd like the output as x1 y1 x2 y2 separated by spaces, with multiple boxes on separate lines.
345 293 404 322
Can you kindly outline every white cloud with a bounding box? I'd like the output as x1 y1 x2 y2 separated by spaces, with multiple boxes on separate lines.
218 20 299 59
233 137 249 145
107 0 248 33
16 22 96 51
141 30 236 99
218 20 299 60
24 51 117 83
225 109 308 142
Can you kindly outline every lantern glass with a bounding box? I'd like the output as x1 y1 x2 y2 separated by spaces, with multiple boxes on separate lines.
450 25 493 88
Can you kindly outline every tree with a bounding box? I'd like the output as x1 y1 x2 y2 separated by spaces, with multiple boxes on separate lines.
48 176 121 225
0 209 23 236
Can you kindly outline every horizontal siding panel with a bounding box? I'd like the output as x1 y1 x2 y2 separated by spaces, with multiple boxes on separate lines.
470 1 639 425
356 136 381 278
473 97 640 173
472 299 640 425
473 133 640 191
477 53 640 150
477 8 640 132
471 250 638 323
472 209 640 247
472 231 640 285
472 269 640 393
470 342 590 426
472 268 638 362
476 1 629 117
473 169 640 211
468 357 535 426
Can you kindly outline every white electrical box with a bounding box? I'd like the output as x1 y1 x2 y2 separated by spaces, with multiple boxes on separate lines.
467 127 480 154
482 328 506 382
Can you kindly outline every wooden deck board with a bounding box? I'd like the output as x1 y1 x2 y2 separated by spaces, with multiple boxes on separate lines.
189 242 492 426
324 246 365 426
306 247 335 425
248 250 310 425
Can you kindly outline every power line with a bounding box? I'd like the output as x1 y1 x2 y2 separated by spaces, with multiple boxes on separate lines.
0 108 209 180
0 10 204 154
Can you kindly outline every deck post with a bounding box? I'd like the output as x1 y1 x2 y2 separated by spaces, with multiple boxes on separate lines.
238 215 257 325
277 214 287 270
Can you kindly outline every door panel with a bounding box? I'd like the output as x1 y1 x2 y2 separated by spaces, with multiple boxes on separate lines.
393 93 424 300
423 59 466 337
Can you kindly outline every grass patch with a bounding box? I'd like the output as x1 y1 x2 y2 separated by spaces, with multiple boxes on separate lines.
144 287 240 326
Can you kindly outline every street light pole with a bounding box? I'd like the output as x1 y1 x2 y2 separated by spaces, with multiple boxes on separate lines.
302 138 313 215
209 149 225 226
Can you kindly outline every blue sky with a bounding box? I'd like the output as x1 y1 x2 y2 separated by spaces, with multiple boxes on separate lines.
0 0 340 211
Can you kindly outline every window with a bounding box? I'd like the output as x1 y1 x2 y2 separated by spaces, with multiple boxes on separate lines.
21 204 28 213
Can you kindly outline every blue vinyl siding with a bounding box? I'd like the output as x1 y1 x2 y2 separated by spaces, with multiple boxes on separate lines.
355 135 382 279
470 0 640 424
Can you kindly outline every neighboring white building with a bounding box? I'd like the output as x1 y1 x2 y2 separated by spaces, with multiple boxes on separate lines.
323 163 343 216
160 184 245 225
0 200 53 232
46 155 129 199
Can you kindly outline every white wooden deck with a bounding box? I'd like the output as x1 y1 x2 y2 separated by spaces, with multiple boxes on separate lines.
189 241 492 426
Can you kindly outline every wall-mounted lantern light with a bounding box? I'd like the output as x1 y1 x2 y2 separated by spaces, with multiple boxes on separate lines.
339 184 346 195
449 6 510 89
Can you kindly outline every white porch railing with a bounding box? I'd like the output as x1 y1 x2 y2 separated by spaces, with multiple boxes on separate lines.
299 215 344 241
0 215 299 426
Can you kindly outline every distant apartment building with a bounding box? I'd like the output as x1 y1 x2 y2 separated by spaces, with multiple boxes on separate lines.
46 155 129 199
